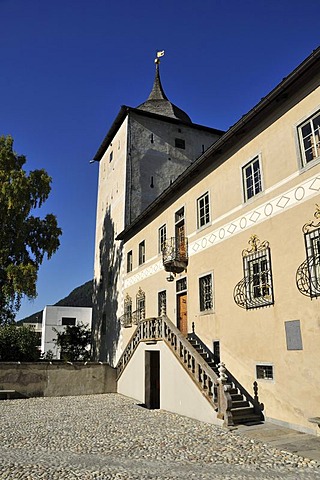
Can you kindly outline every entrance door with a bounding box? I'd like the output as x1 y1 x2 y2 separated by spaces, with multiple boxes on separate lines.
145 351 160 409
177 293 188 336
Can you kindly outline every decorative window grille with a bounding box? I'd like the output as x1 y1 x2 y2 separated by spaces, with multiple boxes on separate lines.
197 192 210 228
199 274 213 311
298 111 320 166
121 294 132 328
158 290 167 317
296 206 320 298
138 241 145 265
136 287 145 321
158 224 167 253
176 277 187 293
234 235 274 309
242 156 262 201
127 250 133 273
256 364 273 380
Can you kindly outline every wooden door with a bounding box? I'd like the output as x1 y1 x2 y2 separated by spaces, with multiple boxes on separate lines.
177 293 188 336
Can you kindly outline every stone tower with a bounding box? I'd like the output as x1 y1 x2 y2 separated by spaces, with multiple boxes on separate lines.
92 56 223 364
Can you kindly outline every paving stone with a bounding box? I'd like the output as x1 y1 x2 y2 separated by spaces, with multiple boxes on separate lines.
0 394 319 479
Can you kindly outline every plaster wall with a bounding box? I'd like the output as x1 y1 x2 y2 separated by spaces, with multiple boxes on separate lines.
117 340 223 426
119 83 320 433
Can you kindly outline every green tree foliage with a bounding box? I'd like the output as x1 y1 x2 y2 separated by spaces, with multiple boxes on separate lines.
53 323 91 361
0 135 62 323
0 324 41 361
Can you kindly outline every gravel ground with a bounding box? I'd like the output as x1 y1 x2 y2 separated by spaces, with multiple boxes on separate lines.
0 393 320 479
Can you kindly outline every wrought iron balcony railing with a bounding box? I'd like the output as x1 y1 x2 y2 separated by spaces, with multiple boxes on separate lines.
296 254 320 298
162 237 188 274
233 276 274 309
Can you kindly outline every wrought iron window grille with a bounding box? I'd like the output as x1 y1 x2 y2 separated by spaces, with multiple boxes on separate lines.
199 274 213 311
234 235 274 310
296 205 320 299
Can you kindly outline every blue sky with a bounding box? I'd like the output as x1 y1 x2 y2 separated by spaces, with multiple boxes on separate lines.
1 0 318 320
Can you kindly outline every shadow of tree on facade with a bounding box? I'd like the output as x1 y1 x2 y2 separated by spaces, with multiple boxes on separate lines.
92 207 122 365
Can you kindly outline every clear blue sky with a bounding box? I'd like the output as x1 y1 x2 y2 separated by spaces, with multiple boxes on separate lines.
1 0 318 320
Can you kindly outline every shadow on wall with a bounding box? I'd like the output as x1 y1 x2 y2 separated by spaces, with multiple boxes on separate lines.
92 207 122 365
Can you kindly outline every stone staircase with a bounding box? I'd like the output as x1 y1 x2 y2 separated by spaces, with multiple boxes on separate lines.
187 332 264 425
117 316 264 427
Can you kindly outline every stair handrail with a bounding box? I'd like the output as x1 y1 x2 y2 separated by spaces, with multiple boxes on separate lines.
188 331 264 418
116 316 222 411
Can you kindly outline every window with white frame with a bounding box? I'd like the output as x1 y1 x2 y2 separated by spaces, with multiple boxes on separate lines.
138 241 145 265
234 236 274 309
245 249 273 305
256 364 273 380
158 290 167 316
242 156 262 201
127 250 133 273
199 273 213 311
158 224 167 253
197 192 210 228
298 111 320 166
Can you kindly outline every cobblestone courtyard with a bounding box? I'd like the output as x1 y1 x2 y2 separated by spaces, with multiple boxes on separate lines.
0 394 319 479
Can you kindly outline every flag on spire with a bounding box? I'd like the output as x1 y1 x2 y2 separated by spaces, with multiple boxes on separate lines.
157 50 165 58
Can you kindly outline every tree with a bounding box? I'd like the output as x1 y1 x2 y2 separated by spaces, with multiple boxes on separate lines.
53 323 91 361
0 324 41 361
0 135 62 323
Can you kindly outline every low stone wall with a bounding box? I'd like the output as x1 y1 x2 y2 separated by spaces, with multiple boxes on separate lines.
0 362 117 398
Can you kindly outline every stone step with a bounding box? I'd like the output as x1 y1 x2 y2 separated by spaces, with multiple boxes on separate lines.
233 413 263 425
231 400 250 409
231 406 256 417
230 393 243 401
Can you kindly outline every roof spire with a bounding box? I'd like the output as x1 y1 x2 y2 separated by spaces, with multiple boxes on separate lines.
136 51 192 123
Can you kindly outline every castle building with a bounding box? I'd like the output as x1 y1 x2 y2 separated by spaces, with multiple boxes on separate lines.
93 49 320 434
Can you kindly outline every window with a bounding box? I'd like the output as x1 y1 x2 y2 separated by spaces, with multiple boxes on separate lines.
245 250 272 304
138 241 145 265
122 294 132 328
109 151 113 162
136 288 145 321
256 364 273 380
62 317 76 326
197 192 210 228
176 277 187 293
158 290 167 316
199 274 213 311
158 224 167 253
242 156 262 201
298 111 320 166
175 138 185 149
127 250 133 273
234 235 274 309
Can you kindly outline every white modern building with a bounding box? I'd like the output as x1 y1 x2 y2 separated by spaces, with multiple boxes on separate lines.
41 306 92 359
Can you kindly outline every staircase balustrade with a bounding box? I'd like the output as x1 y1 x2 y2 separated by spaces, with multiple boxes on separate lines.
116 316 221 411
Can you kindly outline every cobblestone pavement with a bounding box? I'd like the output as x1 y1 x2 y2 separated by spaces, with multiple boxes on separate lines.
0 394 320 479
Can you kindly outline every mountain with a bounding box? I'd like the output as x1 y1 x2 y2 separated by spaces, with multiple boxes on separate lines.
17 280 93 325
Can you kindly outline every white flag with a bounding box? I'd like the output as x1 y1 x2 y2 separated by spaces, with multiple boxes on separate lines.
157 50 165 58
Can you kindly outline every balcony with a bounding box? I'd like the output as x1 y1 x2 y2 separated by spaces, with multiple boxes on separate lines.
162 237 188 274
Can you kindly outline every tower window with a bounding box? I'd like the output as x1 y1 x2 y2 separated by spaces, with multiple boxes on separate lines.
109 151 113 162
175 138 185 149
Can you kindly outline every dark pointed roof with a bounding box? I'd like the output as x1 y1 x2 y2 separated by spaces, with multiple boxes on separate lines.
137 63 192 123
